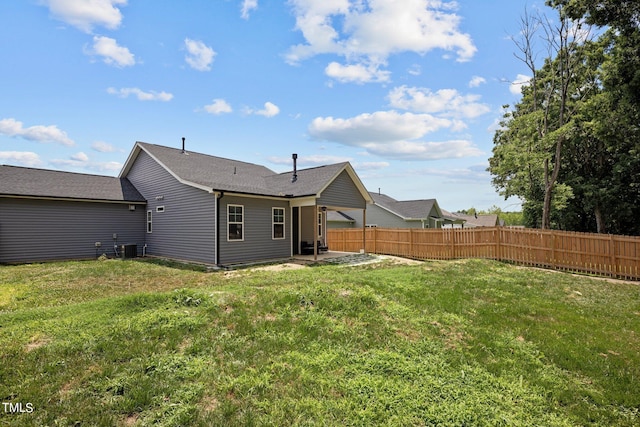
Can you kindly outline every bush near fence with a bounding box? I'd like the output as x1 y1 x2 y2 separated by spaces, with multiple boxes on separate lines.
327 227 640 281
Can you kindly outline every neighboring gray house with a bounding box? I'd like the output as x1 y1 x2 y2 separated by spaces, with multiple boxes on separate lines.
0 166 146 263
328 192 463 229
0 142 372 265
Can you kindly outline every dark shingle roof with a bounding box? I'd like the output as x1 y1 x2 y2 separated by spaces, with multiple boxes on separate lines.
327 211 356 222
447 212 500 227
0 165 145 202
370 192 438 220
131 142 350 197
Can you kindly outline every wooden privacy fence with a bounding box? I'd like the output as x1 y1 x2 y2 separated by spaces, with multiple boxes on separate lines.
326 227 640 281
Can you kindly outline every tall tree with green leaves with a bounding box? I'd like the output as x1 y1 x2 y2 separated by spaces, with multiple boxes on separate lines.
549 0 640 234
489 6 594 229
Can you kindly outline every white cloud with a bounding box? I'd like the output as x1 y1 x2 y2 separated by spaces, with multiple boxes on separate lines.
91 141 117 152
241 0 258 19
43 0 126 33
388 86 491 119
50 153 122 173
286 0 476 82
87 36 136 67
362 139 483 160
107 87 173 101
308 110 482 160
510 74 531 95
325 61 390 84
408 64 422 76
0 118 74 146
71 151 89 162
310 111 451 144
469 76 486 87
184 38 216 71
0 151 45 167
248 102 280 117
204 99 233 115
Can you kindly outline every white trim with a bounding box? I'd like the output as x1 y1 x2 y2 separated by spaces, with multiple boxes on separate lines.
227 204 244 242
156 206 165 212
272 207 285 240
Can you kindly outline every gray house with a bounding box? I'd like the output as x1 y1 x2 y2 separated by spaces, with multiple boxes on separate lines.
0 166 146 263
0 142 372 265
328 192 463 229
119 142 371 265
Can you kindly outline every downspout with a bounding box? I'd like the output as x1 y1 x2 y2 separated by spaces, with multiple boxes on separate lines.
216 191 224 266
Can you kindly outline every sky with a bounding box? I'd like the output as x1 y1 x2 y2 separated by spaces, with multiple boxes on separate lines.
0 0 545 212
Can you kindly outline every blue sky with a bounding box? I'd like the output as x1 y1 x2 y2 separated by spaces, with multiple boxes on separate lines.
0 0 542 211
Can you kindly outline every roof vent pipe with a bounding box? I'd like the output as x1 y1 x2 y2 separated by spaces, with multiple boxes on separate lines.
291 153 298 183
181 137 186 154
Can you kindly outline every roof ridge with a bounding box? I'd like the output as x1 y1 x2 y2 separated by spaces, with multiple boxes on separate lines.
276 161 348 176
0 164 119 179
137 141 277 171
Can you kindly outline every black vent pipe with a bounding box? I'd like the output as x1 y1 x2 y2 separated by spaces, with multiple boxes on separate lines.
291 153 298 183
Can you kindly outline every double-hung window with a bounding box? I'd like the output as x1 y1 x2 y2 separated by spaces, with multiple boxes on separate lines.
272 207 285 239
228 205 244 241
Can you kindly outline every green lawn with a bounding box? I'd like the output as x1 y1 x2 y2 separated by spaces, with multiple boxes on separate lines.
0 258 638 426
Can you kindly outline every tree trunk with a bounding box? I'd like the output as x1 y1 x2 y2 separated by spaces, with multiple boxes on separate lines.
594 204 606 234
541 136 564 229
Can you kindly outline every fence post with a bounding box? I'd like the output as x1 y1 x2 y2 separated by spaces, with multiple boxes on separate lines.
609 234 617 278
495 226 501 261
409 228 414 258
451 228 456 259
551 231 556 270
373 227 377 254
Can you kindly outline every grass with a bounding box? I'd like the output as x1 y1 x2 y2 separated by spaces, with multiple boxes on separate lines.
0 257 638 426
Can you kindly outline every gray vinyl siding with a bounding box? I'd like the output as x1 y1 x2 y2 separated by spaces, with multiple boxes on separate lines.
327 220 353 229
317 170 366 209
351 205 421 229
0 198 145 263
219 195 290 265
125 151 217 264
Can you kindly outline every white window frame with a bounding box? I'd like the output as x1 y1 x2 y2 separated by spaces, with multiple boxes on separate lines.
156 206 165 213
146 210 152 233
272 207 285 240
227 204 244 242
318 212 323 238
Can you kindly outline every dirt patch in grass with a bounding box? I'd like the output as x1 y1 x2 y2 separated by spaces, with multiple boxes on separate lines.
25 335 51 352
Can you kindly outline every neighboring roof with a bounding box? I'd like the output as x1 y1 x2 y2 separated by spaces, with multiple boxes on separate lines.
370 192 442 220
0 165 145 203
327 211 356 222
447 212 501 227
121 142 372 201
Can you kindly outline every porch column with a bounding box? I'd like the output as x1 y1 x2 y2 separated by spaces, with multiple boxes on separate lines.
314 203 318 261
362 208 366 254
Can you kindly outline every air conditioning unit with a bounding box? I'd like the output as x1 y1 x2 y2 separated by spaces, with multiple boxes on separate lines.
120 244 137 259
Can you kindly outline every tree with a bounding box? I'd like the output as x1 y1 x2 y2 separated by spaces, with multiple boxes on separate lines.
550 0 640 234
489 6 593 229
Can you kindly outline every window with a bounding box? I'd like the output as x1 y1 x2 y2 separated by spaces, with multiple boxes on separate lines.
156 206 165 213
318 212 323 238
147 210 152 233
228 205 244 241
273 207 285 239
